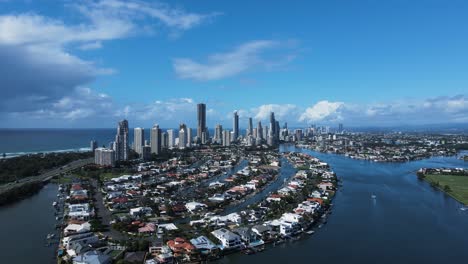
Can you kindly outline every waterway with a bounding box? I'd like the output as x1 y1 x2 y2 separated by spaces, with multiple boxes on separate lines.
0 183 58 263
219 145 468 263
2 145 468 263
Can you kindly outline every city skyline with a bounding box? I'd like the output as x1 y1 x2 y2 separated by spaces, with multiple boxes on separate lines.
1 0 468 128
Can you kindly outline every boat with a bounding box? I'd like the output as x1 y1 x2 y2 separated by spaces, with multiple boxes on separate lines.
371 194 377 199
242 248 256 255
52 202 57 207
306 230 315 235
460 207 468 211
46 233 55 239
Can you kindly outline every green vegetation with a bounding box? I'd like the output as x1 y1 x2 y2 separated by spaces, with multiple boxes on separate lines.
0 181 44 206
424 174 468 205
0 152 93 184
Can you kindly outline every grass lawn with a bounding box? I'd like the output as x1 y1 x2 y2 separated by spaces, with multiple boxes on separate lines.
424 174 468 205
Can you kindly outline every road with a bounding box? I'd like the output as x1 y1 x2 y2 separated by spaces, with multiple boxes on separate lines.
90 179 125 241
0 158 94 195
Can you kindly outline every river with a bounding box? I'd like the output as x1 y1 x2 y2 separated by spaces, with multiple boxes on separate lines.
219 145 468 263
0 183 58 263
1 146 468 263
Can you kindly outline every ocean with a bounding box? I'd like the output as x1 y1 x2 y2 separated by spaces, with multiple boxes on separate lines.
0 128 218 157
0 129 117 157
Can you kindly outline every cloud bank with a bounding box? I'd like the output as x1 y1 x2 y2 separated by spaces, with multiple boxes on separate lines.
0 0 218 116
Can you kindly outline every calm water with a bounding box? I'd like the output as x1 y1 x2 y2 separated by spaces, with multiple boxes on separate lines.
220 145 468 263
0 183 58 263
1 145 468 263
0 128 215 157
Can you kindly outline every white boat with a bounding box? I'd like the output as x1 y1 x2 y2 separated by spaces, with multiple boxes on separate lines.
371 194 377 199
306 230 315 235
46 233 55 239
52 202 57 207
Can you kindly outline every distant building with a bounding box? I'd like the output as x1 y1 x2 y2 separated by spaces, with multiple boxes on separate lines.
222 130 230 147
90 140 97 152
161 132 168 149
197 103 206 142
186 127 192 147
115 120 129 161
142 146 151 161
179 128 186 149
247 117 253 137
215 124 223 144
167 129 175 149
94 148 115 166
133 127 144 155
233 111 239 142
257 121 263 140
150 124 162 155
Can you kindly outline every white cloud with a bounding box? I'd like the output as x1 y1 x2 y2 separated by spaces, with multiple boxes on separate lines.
0 0 218 114
173 40 296 81
79 41 103 50
8 87 114 121
299 101 344 123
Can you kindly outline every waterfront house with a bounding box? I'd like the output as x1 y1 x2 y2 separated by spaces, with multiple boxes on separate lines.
233 227 264 247
317 182 333 192
73 250 111 264
190 236 218 251
252 225 272 239
167 237 196 255
211 228 242 250
64 222 91 236
68 203 94 221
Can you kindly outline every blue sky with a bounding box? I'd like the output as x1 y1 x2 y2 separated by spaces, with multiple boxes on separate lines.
0 0 467 128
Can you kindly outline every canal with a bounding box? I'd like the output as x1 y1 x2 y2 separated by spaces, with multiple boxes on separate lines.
0 183 58 263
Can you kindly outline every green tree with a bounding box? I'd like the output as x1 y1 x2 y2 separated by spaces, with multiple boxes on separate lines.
444 185 452 193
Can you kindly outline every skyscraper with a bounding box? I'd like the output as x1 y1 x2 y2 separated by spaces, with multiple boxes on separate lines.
269 112 276 146
197 103 206 141
186 127 192 147
115 120 129 161
257 121 263 140
179 123 187 147
133 127 144 155
222 130 230 147
233 111 239 141
161 132 168 149
179 127 186 149
150 124 161 155
167 129 175 149
95 148 115 166
247 117 253 137
215 124 223 144
90 140 97 152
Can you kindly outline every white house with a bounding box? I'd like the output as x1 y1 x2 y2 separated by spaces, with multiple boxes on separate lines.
211 228 242 250
185 202 207 213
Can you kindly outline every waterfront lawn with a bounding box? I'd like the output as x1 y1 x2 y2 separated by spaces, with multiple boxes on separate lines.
424 174 468 205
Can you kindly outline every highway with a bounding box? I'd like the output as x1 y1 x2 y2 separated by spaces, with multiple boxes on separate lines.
0 158 94 194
